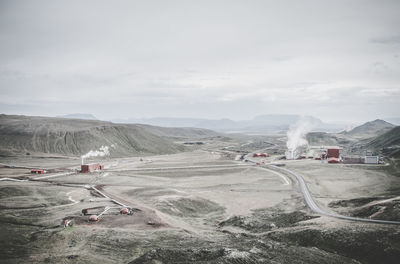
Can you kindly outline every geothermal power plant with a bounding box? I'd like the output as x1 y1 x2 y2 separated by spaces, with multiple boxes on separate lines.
1 114 399 264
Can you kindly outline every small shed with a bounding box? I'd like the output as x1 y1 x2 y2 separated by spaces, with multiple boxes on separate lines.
31 169 45 174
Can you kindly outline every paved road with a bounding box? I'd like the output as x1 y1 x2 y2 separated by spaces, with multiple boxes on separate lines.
266 164 400 225
0 178 28 182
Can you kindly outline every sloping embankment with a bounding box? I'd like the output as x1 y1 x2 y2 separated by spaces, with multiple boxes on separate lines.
0 114 187 157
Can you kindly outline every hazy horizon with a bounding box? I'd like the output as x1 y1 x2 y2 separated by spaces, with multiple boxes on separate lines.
2 112 398 127
1 0 400 123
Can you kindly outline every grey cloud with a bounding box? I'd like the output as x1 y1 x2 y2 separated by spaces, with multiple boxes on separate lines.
370 35 400 45
0 0 400 123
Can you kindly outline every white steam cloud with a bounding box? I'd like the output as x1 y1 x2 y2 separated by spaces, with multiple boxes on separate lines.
81 145 111 164
286 117 313 159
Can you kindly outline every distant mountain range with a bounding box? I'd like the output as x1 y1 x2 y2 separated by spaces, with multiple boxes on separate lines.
57 113 399 135
57 113 98 120
113 114 346 134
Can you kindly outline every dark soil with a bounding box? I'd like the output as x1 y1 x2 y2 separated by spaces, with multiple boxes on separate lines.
219 208 319 232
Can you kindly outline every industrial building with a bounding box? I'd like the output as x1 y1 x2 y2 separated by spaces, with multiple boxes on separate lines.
285 149 298 160
308 146 341 161
253 153 269 158
328 157 340 163
290 145 381 165
342 156 363 164
364 156 379 164
327 147 340 159
341 155 380 164
31 169 46 174
81 163 104 173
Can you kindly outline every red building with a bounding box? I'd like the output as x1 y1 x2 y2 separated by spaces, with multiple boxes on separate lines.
89 215 99 222
31 169 45 174
120 208 130 215
81 163 104 173
327 148 340 159
328 157 340 163
253 153 269 158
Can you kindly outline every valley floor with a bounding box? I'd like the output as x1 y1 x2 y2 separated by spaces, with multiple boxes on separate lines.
1 146 400 263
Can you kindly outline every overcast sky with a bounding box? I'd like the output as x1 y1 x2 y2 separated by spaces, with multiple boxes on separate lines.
0 0 399 123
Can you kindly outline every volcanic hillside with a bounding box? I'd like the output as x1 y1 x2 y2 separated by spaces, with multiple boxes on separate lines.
366 126 400 157
306 132 352 146
342 119 395 138
0 114 217 157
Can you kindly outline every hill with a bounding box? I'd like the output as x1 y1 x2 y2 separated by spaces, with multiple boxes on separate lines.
0 114 218 157
342 119 395 138
365 126 400 157
306 132 352 146
384 117 400 126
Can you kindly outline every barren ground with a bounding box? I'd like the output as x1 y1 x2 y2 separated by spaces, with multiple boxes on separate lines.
1 142 400 263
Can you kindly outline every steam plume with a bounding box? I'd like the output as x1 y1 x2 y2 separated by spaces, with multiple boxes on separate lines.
286 117 313 159
81 146 110 164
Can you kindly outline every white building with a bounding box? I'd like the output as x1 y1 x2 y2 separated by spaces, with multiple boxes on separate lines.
364 156 379 164
285 149 298 160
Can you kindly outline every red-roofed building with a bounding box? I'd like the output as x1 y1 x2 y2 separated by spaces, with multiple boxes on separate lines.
328 157 340 163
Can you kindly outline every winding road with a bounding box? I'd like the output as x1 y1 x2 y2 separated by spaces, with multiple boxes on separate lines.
265 164 400 225
2 157 400 225
108 158 400 225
